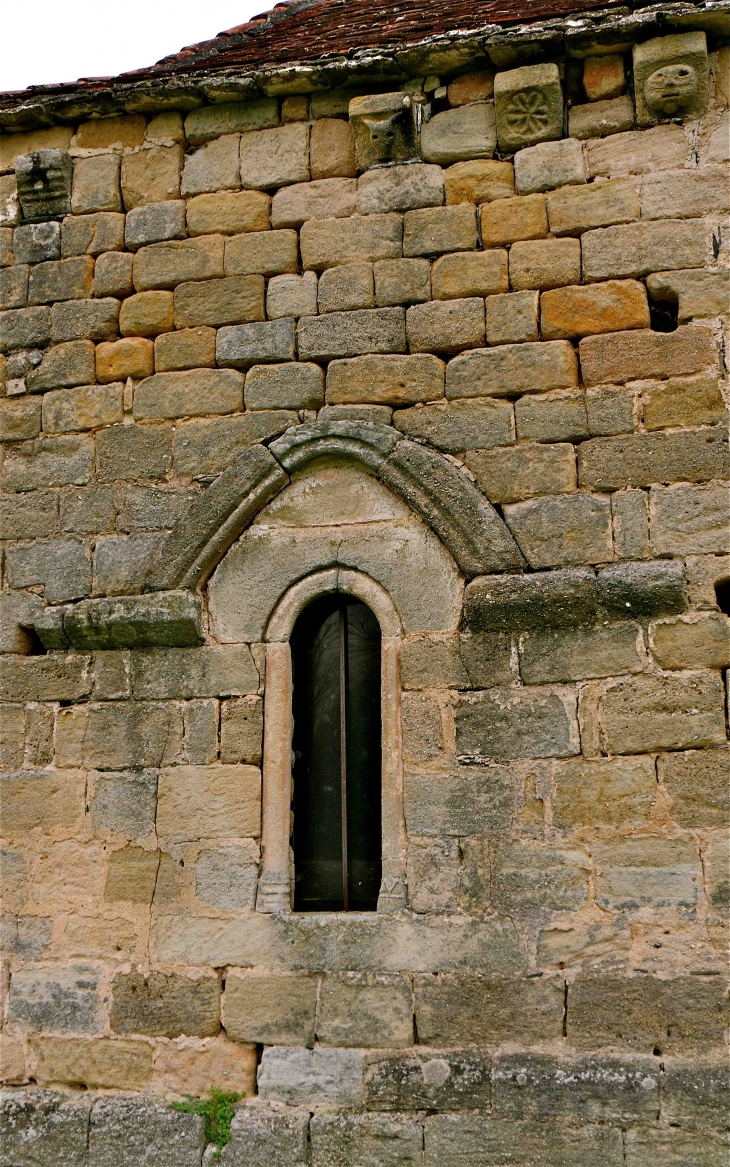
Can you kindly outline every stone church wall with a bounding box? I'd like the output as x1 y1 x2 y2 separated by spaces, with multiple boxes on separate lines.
0 11 729 1164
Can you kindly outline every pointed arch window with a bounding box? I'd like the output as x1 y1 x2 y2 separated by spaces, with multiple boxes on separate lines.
291 595 382 912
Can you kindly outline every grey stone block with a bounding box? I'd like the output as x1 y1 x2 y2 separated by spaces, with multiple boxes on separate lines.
13 221 61 264
217 317 295 368
311 1112 424 1167
257 1047 364 1107
0 305 51 353
0 491 59 540
0 653 91 701
125 200 186 248
493 1053 660 1121
464 568 597 634
88 1096 205 1167
317 973 414 1049
9 965 104 1033
220 1105 309 1167
519 622 645 683
421 104 497 164
2 434 94 493
514 138 586 194
624 1125 729 1167
90 770 158 838
6 536 91 603
26 339 95 392
64 591 203 651
50 297 119 342
579 427 729 492
597 558 688 618
503 492 613 569
455 686 578 760
490 841 590 912
195 845 258 909
425 1114 623 1167
130 644 259 698
365 1051 491 1111
393 398 514 454
245 362 323 410
357 163 444 214
0 1089 90 1167
404 764 512 836
92 533 159 596
662 1059 729 1127
110 970 220 1037
96 423 173 482
297 307 407 361
414 974 565 1047
173 410 295 476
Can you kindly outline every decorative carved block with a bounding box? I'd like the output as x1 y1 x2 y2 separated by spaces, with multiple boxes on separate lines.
494 63 563 153
633 31 709 127
15 150 73 222
349 92 419 169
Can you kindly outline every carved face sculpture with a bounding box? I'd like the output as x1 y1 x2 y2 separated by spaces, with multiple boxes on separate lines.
644 62 698 114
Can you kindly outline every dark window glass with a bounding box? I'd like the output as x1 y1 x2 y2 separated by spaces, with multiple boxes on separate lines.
291 595 382 912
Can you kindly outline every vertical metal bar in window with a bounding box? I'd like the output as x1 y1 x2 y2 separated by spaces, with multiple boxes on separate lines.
339 603 349 911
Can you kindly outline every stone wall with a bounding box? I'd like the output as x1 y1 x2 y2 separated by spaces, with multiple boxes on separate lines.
1 16 729 1166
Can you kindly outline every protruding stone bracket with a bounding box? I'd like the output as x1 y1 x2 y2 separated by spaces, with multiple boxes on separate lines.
33 591 203 651
146 420 524 592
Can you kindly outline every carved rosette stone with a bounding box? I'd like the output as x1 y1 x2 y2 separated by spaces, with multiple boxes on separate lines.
494 63 564 153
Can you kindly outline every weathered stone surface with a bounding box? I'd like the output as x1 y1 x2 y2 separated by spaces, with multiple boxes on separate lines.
365 1051 491 1111
310 1113 423 1167
317 974 413 1048
432 250 507 300
267 271 318 318
579 326 716 386
10 965 103 1033
553 754 657 827
96 337 154 382
258 1047 364 1106
659 747 730 827
16 149 73 222
599 671 726 754
456 686 578 760
318 261 374 313
421 103 497 164
663 1059 729 1128
650 612 730 669
131 644 258 698
1 767 86 834
133 235 224 292
584 54 627 101
404 759 512 835
547 176 639 236
404 205 477 257
157 764 260 840
92 251 134 298
121 145 183 209
624 1125 729 1167
444 159 514 205
194 844 258 909
300 214 402 270
587 384 636 437
246 361 323 410
224 229 299 276
509 237 581 291
493 1053 660 1121
133 368 243 420
26 339 95 392
30 1036 152 1090
56 700 182 768
14 222 61 265
0 305 51 353
569 95 635 140
579 428 728 491
110 970 219 1037
310 118 357 180
520 622 644 684
650 482 729 556
646 269 730 324
515 389 588 444
240 123 310 189
187 190 270 239
464 568 597 633
485 289 538 345
406 297 484 354
270 178 355 231
62 211 126 258
88 1095 205 1167
3 434 95 492
71 154 122 215
90 770 158 838
598 559 687 619
51 297 119 343
0 1089 91 1167
124 200 186 249
65 592 201 650
184 99 279 146
447 340 577 398
582 220 707 281
0 264 28 311
6 535 91 601
485 837 588 913
350 92 418 169
358 164 443 215
76 115 145 149
217 318 296 368
326 354 443 406
542 280 649 339
515 138 585 196
223 972 317 1046
181 134 241 198
633 30 709 126
0 491 59 539
0 395 41 442
28 256 94 305
97 423 172 481
415 974 563 1046
586 125 688 178
592 835 703 909
299 307 406 361
220 1104 309 1167
105 844 160 903
425 1114 623 1167
394 398 512 453
42 383 123 435
173 274 264 328
504 492 612 568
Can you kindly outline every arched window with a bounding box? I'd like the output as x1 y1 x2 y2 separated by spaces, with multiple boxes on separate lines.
290 595 382 912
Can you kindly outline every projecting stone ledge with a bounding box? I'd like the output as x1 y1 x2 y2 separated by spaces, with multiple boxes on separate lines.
34 591 203 651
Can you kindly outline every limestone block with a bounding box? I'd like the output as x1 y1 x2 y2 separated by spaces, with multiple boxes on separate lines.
62 212 126 257
88 1096 205 1167
71 154 122 214
646 269 730 323
448 70 495 104
584 54 627 101
592 835 704 909
1 767 86 833
515 138 586 196
92 251 134 298
466 442 576 504
456 685 578 760
521 621 645 685
0 265 28 311
246 362 323 410
0 226 14 267
220 697 263 764
403 204 477 257
30 1036 152 1090
374 258 430 306
310 118 357 179
546 177 639 236
130 644 259 698
552 754 656 827
13 220 59 262
221 1104 310 1167
444 159 514 205
240 123 310 189
157 764 260 840
28 255 94 306
416 974 563 1046
582 219 707 281
624 1126 729 1166
267 271 318 318
173 411 296 476
634 31 709 126
42 383 123 434
187 189 270 236
0 395 41 441
2 434 94 492
91 532 163 596
181 135 241 197
401 634 472 690
542 279 649 340
0 128 72 169
184 99 279 146
6 535 91 601
125 201 186 249
650 482 729 555
110 970 219 1037
310 1113 424 1167
586 124 687 178
56 700 182 768
427 1115 623 1166
486 289 538 344
659 748 730 827
325 353 443 406
133 234 224 292
612 489 650 559
9 965 104 1033
152 327 215 373
318 261 374 313
224 228 298 276
223 971 317 1045
408 834 461 911
119 290 174 337
578 427 728 490
364 1051 491 1111
495 63 563 152
650 612 730 670
599 671 726 754
133 368 243 420
421 103 497 164
481 192 547 246
394 397 512 453
16 149 73 221
349 92 418 169
598 559 688 619
0 304 51 352
271 177 356 229
406 297 484 353
121 145 183 210
317 973 413 1048
0 492 59 539
173 274 265 328
0 173 19 227
509 237 581 291
298 306 407 360
51 297 120 343
569 96 636 142
90 769 158 838
579 326 717 385
504 492 613 568
152 1033 256 1099
300 213 402 270
357 163 443 215
476 838 591 912
446 339 578 399
493 1053 660 1122
94 338 151 383
432 250 507 299
0 1033 26 1083
641 163 730 221
258 1047 364 1107
0 1090 91 1166
76 114 145 150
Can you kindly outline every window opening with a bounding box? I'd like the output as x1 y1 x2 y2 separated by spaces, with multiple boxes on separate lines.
291 594 382 912
715 577 730 616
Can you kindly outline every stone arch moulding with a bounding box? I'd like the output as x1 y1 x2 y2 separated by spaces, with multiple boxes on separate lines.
258 568 406 915
144 419 525 592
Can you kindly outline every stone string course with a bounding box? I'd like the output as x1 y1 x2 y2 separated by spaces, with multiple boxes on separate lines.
0 13 729 1166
